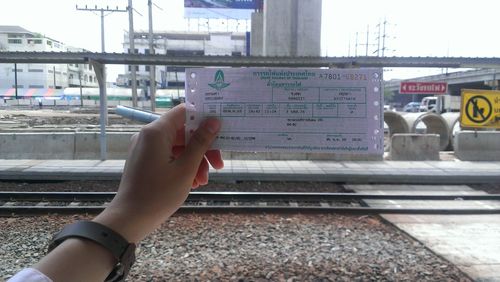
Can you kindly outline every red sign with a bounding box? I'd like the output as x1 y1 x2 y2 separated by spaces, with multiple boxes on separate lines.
399 82 448 94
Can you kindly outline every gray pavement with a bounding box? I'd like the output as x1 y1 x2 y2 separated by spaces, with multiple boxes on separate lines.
0 159 499 183
347 184 500 282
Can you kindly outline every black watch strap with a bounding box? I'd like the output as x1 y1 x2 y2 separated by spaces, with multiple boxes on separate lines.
48 221 136 282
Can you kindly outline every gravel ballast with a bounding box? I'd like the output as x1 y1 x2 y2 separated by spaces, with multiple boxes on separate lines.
0 180 346 193
1 213 470 281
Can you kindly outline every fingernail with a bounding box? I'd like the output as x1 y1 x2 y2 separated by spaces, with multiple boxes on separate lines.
203 118 221 134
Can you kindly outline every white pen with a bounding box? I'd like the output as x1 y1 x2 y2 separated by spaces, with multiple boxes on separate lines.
115 105 161 124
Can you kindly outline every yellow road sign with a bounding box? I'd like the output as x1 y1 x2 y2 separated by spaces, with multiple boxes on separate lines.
460 89 500 128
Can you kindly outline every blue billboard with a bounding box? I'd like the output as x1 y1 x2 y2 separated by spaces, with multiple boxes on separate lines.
185 0 258 9
185 0 259 19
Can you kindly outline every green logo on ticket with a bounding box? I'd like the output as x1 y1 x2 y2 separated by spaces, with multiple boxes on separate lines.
209 70 230 91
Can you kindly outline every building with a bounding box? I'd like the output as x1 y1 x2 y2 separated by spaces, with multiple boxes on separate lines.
0 25 97 90
66 47 99 88
120 30 249 91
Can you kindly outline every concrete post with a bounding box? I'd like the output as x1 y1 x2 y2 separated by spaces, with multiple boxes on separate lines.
250 12 264 56
148 0 156 112
296 0 322 56
128 0 138 107
263 0 321 57
90 60 107 161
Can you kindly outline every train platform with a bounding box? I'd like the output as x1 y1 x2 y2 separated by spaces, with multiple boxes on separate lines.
348 184 500 281
0 159 499 183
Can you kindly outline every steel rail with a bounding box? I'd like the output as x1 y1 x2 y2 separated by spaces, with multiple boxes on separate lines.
2 192 499 216
1 191 500 201
1 206 500 216
1 52 500 68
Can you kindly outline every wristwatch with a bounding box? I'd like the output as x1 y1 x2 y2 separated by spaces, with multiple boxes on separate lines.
48 221 136 282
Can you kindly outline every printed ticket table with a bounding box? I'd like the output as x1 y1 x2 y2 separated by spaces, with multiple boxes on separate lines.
186 68 383 155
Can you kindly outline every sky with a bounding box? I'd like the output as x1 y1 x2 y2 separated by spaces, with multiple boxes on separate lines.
1 0 499 82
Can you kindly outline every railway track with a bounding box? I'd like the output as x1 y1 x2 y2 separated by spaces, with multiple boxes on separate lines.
1 191 500 215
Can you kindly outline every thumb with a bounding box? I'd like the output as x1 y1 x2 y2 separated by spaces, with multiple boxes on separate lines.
175 118 220 172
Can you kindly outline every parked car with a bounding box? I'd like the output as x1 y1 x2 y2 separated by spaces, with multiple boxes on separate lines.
403 102 421 112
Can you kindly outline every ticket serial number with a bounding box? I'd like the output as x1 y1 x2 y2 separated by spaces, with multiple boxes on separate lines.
319 73 368 81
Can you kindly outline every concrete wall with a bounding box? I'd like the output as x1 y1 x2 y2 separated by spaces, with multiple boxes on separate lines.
74 132 134 159
224 151 382 161
0 132 134 160
18 99 31 105
390 134 440 161
263 0 321 56
0 132 382 160
454 131 500 161
0 133 75 159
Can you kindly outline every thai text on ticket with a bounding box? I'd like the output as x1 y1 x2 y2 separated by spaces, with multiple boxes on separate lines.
185 68 384 154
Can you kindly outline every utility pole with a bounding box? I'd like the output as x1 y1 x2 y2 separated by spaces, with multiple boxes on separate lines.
148 0 156 111
355 32 358 57
365 25 369 56
347 38 351 57
373 18 395 57
382 18 387 57
376 20 381 57
76 5 127 52
76 4 127 160
359 24 379 57
128 0 138 107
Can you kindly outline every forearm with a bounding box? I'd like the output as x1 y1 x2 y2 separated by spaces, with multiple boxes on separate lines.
33 238 116 282
28 106 221 281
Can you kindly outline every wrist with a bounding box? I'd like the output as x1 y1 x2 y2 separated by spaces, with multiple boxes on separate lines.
93 207 150 243
35 238 117 281
42 221 136 282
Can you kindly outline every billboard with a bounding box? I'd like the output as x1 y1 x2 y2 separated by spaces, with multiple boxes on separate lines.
185 0 259 19
185 0 258 9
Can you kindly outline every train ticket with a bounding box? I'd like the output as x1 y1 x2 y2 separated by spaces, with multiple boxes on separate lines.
185 68 383 154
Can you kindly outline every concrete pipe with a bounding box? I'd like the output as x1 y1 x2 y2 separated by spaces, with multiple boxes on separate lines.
383 111 410 151
441 112 460 151
402 112 450 151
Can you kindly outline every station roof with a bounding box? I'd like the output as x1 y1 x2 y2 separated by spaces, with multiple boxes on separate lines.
0 25 33 35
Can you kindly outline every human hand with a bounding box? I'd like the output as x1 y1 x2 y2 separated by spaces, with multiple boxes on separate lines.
94 104 223 242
